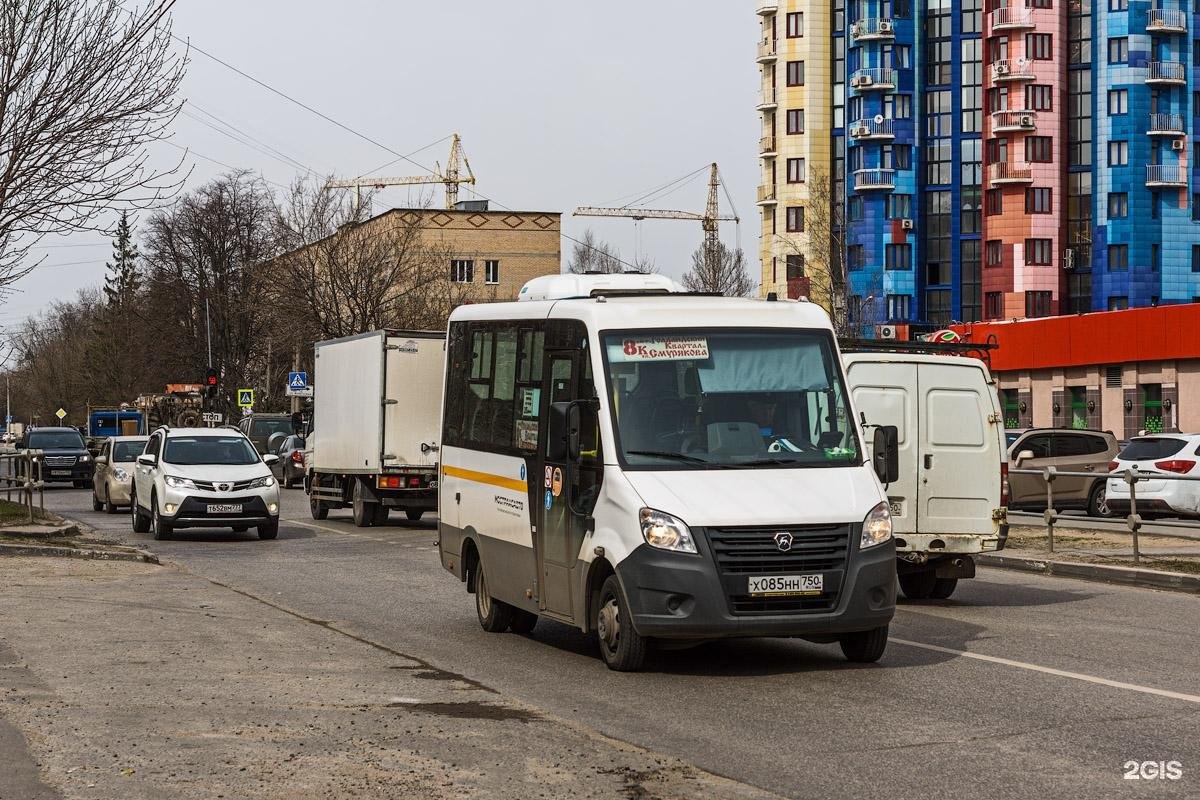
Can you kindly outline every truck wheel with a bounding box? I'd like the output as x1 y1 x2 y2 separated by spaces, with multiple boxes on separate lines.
898 570 936 600
930 578 958 599
405 509 424 522
130 490 150 533
309 493 328 521
475 560 514 633
596 575 647 671
839 625 889 663
1087 482 1114 518
352 483 376 528
509 609 538 635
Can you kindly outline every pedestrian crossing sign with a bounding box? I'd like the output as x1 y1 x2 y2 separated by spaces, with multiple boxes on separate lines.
288 372 308 390
237 389 254 408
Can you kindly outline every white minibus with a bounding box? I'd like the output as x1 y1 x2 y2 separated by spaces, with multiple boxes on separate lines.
438 274 899 670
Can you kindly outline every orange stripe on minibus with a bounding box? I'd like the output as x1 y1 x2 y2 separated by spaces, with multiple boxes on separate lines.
441 465 526 493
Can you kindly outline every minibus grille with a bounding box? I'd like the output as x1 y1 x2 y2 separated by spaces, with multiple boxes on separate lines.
706 524 852 616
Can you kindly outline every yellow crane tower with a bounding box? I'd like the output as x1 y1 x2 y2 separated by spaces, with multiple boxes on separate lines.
326 133 476 211
574 163 739 274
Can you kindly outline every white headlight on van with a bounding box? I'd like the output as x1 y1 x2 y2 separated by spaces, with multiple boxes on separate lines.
861 501 893 549
639 508 697 554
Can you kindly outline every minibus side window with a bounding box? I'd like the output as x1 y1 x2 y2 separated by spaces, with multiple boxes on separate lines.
514 328 545 450
443 323 470 446
574 357 602 515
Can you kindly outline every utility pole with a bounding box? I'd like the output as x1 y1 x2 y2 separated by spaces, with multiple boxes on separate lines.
265 339 272 404
205 298 213 367
290 347 300 415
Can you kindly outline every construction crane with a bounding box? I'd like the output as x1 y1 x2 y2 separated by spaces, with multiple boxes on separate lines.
326 133 476 211
574 163 740 274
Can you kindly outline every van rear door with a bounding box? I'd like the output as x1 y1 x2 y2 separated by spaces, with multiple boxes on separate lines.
845 359 920 535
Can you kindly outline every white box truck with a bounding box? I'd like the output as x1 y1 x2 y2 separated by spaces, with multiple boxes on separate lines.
307 330 445 527
843 349 1009 600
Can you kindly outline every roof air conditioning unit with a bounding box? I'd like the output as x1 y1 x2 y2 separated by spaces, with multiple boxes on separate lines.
849 76 861 87
1172 139 1186 150
878 20 893 32
900 218 914 230
878 324 898 340
852 126 867 137
1019 114 1034 127
994 63 1010 76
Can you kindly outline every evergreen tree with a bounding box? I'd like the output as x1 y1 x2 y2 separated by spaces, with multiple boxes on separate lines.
103 211 140 306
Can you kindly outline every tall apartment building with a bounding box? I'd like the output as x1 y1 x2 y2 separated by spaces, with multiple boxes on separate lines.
757 0 1200 329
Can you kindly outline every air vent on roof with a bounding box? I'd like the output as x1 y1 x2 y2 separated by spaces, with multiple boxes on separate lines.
1105 365 1122 388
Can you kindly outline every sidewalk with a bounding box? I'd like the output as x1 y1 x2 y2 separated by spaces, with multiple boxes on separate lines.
0 557 780 800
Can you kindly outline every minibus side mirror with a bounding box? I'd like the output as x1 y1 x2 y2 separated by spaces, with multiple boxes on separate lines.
548 401 582 462
872 425 899 484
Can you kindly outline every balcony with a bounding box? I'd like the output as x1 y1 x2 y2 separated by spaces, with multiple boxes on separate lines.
988 7 1034 30
849 67 897 92
1146 61 1187 85
759 136 777 156
990 58 1034 82
1146 164 1187 187
1148 112 1186 136
991 109 1038 132
1147 8 1187 34
853 168 896 191
988 162 1034 184
757 39 777 63
849 117 895 140
757 88 778 110
850 18 896 41
756 1 777 15
757 185 778 205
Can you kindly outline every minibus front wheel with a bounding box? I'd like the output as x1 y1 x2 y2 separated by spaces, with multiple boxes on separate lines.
596 575 648 672
839 625 889 663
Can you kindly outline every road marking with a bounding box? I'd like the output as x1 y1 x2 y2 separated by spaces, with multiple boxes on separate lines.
891 638 1200 705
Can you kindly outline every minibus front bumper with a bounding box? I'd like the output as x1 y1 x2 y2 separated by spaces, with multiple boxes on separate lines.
615 526 896 640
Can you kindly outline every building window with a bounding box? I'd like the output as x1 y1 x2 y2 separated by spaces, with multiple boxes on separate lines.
887 294 911 320
885 243 912 270
450 259 474 282
886 194 913 219
1108 244 1129 271
1108 141 1128 166
1067 271 1091 314
1152 244 1160 273
485 259 500 285
786 109 805 134
1108 296 1129 310
1151 192 1159 219
1026 33 1053 60
1026 84 1053 111
986 239 1003 266
1192 244 1200 272
893 94 913 119
1026 187 1051 214
1108 89 1128 115
1025 290 1052 318
1027 136 1052 162
1194 193 1200 221
1070 386 1088 429
1107 37 1128 64
985 291 1004 319
785 253 805 279
786 206 805 232
1142 384 1164 433
1025 238 1052 265
1001 388 1021 428
786 158 806 183
848 195 864 220
927 289 952 323
1108 192 1128 218
786 60 805 86
1031 0 1052 7
786 12 804 37
847 245 864 272
985 188 1003 215
1109 0 1127 9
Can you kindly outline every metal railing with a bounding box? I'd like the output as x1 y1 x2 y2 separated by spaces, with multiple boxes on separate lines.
849 117 895 138
988 7 1033 28
852 168 896 190
0 449 46 524
757 38 777 60
1146 164 1187 185
1147 61 1187 82
990 58 1034 80
991 109 1037 130
1147 8 1187 31
850 18 896 39
759 135 777 154
849 67 897 89
988 161 1033 182
1148 112 1186 134
1011 465 1200 564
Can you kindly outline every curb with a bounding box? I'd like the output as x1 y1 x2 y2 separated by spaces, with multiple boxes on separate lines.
978 553 1200 594
0 540 159 564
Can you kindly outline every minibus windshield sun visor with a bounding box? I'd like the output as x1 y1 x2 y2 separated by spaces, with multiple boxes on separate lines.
604 330 861 469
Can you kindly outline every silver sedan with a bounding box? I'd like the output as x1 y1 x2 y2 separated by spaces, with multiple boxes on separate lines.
92 435 149 513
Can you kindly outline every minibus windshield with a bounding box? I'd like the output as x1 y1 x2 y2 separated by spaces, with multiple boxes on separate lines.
602 329 860 469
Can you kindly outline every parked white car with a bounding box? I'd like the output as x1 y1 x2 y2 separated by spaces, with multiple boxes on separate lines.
130 426 281 540
1106 434 1200 518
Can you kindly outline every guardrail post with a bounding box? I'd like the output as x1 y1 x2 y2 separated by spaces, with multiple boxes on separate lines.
1042 466 1057 553
25 450 34 524
1124 468 1141 565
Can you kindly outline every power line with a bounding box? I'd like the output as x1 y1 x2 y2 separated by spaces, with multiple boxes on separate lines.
183 102 320 175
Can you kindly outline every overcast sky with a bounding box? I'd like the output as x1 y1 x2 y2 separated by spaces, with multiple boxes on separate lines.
2 1 759 332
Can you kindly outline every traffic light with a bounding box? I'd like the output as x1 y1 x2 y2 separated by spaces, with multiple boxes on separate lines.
205 367 219 399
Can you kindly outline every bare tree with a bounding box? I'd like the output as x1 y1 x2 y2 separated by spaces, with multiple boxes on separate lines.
567 228 625 274
0 0 187 297
272 178 470 340
682 241 752 296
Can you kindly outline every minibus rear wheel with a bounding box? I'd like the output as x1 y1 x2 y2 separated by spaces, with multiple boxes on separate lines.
475 561 515 633
596 575 647 671
839 624 889 663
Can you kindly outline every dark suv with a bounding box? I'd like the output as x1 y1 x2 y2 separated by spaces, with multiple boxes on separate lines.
24 427 94 487
237 414 295 455
1007 428 1120 517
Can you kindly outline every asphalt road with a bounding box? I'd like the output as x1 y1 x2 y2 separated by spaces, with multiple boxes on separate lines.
42 485 1200 799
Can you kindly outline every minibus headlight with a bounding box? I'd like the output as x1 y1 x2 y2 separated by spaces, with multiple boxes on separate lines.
861 501 893 549
639 508 697 554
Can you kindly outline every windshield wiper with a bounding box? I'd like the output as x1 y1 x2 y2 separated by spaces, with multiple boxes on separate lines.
625 450 712 465
736 457 806 466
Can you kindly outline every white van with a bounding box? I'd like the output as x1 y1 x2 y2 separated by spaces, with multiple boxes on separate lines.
437 275 900 671
843 351 1009 600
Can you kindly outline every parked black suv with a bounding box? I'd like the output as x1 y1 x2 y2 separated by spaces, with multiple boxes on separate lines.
24 427 94 487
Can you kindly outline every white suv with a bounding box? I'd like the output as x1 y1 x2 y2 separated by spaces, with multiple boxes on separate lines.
130 426 282 540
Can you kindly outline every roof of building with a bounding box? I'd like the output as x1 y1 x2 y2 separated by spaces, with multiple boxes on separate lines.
952 304 1200 371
